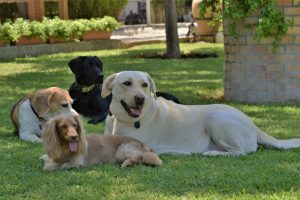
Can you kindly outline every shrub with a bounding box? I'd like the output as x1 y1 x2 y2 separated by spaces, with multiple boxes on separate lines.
14 18 46 40
85 16 121 32
0 20 20 42
43 17 72 39
0 16 120 43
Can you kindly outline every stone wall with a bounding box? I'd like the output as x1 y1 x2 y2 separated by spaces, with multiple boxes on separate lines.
224 0 300 103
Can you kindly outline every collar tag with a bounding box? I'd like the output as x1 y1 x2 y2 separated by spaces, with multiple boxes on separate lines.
134 121 140 129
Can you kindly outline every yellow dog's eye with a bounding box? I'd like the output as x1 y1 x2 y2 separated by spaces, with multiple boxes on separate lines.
142 83 148 87
123 81 132 86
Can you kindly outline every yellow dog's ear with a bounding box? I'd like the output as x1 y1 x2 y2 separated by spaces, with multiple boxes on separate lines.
145 72 157 99
101 73 118 98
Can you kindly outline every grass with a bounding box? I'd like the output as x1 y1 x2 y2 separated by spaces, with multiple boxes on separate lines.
0 43 300 199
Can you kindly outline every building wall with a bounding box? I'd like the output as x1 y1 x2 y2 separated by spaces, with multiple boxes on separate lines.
224 0 300 103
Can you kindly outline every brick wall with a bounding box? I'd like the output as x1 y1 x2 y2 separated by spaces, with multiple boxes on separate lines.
224 0 300 103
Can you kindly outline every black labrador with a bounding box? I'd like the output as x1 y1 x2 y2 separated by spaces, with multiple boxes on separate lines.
68 56 180 124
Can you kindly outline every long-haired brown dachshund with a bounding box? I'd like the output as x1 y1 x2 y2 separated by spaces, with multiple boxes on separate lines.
40 114 162 171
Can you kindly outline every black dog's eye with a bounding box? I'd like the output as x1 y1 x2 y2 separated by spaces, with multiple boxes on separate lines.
142 82 148 88
61 103 68 108
123 81 132 86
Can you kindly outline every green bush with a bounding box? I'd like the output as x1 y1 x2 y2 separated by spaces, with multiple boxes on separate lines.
0 16 120 43
85 16 122 32
0 21 20 42
43 17 73 39
68 0 128 19
14 18 46 40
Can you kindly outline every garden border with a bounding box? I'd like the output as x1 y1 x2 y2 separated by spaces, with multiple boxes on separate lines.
0 39 127 60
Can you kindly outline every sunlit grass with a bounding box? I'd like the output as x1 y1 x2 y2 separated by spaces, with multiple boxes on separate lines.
0 42 300 199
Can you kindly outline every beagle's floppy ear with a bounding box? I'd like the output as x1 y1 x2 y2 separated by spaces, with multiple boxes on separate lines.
68 56 85 76
101 73 118 98
41 117 62 159
31 89 54 117
145 72 157 99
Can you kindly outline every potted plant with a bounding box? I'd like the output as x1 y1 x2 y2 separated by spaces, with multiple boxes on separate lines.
82 16 121 41
0 21 19 47
14 18 46 46
43 17 81 44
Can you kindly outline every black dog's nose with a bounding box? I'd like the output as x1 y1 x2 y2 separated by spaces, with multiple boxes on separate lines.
135 95 145 105
71 136 78 141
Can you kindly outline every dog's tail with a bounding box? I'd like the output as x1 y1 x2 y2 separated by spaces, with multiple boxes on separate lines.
257 129 300 149
140 152 162 166
10 97 25 135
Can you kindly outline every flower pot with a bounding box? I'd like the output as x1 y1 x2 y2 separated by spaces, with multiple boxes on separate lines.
82 31 112 41
48 37 78 44
191 0 222 36
0 39 10 47
16 36 45 46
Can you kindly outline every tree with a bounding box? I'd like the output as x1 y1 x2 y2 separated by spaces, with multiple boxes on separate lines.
164 0 180 59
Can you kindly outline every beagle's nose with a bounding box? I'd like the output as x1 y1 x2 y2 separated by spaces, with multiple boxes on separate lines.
135 95 145 105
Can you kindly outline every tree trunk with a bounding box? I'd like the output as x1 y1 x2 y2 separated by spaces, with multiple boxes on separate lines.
165 0 181 59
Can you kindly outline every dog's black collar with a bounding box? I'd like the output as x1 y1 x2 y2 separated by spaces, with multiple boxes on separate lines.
74 82 100 93
30 101 46 122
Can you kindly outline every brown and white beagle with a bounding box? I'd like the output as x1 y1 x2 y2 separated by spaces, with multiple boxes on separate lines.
10 87 77 142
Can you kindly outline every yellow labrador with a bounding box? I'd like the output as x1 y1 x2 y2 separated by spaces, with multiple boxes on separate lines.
101 71 300 156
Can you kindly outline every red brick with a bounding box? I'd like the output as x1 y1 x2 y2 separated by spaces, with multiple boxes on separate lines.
295 36 300 43
289 74 300 79
277 0 292 6
254 46 268 53
294 55 300 61
268 46 285 53
285 7 300 15
293 17 300 25
287 45 300 52
260 37 273 44
246 54 259 62
277 55 294 62
228 54 235 62
287 65 300 70
261 55 276 63
240 46 254 52
268 64 284 71
280 35 294 44
246 36 258 44
287 26 300 34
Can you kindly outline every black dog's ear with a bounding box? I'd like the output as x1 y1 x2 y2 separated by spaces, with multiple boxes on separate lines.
93 56 103 71
68 57 85 75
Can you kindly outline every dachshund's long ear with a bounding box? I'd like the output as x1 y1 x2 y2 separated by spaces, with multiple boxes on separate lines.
73 115 87 154
101 73 118 98
42 117 62 159
68 57 85 76
145 72 157 99
31 89 54 117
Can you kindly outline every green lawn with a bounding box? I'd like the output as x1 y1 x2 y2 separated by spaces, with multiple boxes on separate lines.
0 43 300 200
